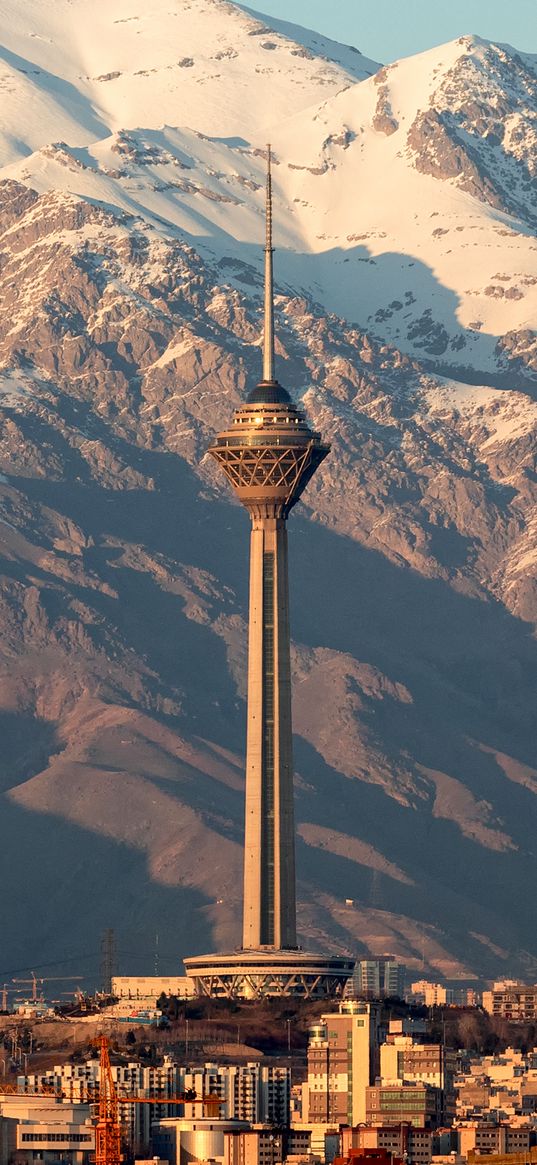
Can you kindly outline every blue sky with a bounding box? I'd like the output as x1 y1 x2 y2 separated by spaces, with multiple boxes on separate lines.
251 0 537 62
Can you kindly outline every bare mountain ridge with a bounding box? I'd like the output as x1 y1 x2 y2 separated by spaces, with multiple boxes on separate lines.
0 1 536 980
0 174 536 981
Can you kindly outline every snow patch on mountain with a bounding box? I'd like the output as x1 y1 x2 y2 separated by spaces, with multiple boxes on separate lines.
0 0 378 168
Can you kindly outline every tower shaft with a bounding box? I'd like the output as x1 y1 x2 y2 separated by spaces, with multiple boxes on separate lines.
243 515 296 950
207 147 328 957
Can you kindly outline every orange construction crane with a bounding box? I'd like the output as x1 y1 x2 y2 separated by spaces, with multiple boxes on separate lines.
80 1083 222 1116
95 1035 122 1165
116 1093 223 1117
2 1064 222 1123
0 1082 65 1097
91 1036 223 1165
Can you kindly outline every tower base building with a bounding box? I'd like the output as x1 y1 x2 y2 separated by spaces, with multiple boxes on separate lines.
183 949 354 1001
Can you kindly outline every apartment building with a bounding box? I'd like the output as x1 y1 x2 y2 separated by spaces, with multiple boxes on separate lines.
182 1065 290 1126
350 960 406 1001
482 984 537 1022
306 1001 381 1127
19 1059 289 1152
380 1037 456 1122
366 1083 444 1128
341 1122 433 1165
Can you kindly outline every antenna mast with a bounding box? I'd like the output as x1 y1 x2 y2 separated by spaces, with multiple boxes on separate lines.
263 144 275 384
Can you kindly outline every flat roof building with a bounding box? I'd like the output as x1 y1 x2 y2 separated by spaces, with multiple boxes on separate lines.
0 1096 94 1165
112 976 195 1000
365 1083 444 1129
482 984 537 1021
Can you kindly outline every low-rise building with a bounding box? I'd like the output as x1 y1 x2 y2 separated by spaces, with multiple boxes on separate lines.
152 1117 250 1165
366 1083 444 1128
111 976 196 1001
333 1147 404 1165
482 985 537 1022
457 1123 533 1157
0 1095 94 1165
152 1120 312 1165
341 1122 432 1165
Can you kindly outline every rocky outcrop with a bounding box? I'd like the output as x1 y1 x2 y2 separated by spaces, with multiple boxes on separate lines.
407 41 537 225
373 71 398 135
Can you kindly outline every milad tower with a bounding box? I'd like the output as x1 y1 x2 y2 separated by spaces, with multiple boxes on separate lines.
184 150 354 999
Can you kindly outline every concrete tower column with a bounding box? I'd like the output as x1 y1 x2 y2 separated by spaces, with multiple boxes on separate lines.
243 514 296 950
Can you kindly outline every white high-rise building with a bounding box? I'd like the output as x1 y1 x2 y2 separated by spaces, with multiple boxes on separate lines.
181 1064 290 1126
351 958 406 999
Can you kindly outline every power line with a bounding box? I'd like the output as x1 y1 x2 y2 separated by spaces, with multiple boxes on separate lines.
0 953 99 979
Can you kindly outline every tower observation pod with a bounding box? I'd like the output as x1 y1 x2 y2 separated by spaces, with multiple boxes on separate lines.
184 148 354 999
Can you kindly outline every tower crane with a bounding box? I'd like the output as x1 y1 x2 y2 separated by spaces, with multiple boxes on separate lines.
90 1036 223 1165
12 974 81 1003
94 1035 122 1165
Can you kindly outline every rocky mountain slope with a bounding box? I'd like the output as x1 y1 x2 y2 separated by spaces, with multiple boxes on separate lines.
0 0 536 985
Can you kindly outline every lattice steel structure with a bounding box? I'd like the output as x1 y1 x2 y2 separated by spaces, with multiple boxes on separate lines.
95 1036 121 1165
185 148 353 998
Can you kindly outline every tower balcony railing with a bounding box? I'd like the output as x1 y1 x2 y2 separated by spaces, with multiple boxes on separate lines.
212 434 325 449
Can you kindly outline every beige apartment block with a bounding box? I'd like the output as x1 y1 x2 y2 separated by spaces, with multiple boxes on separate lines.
408 981 453 1007
482 983 537 1021
341 1122 433 1165
380 1037 456 1121
306 1001 381 1127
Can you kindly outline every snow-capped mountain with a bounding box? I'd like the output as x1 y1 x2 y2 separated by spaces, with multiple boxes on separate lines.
0 0 536 983
3 13 536 382
0 0 376 158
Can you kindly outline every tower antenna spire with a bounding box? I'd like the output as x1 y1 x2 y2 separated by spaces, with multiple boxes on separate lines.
263 143 275 384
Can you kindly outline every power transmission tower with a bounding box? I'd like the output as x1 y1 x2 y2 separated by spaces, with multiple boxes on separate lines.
100 928 118 994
